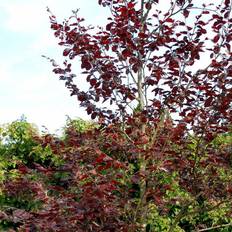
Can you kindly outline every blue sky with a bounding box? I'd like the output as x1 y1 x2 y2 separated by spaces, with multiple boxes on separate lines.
0 0 108 134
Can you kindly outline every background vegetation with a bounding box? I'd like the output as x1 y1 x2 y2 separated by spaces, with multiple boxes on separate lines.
0 117 231 231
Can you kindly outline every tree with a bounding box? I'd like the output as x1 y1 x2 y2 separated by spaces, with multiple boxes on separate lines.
46 0 231 129
1 0 231 231
45 1 232 229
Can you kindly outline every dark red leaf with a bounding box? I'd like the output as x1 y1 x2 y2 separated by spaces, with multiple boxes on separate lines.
122 49 132 58
81 60 92 70
225 0 230 7
212 14 220 19
213 35 220 43
63 48 71 56
128 2 135 8
166 18 174 23
183 10 190 18
18 164 29 174
112 45 118 52
51 23 61 30
145 3 152 10
78 93 87 101
106 22 114 31
90 78 97 86
204 97 213 107
91 112 97 119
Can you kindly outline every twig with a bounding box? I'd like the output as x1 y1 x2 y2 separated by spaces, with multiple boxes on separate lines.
197 223 232 232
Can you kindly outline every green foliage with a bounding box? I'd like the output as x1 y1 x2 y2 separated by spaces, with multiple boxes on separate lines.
211 132 232 148
63 116 97 135
0 194 43 212
0 116 64 168
0 117 65 230
181 202 232 232
147 204 184 232
29 144 64 167
0 116 39 167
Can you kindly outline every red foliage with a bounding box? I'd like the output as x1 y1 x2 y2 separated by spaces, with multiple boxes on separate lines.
44 1 231 142
2 117 232 231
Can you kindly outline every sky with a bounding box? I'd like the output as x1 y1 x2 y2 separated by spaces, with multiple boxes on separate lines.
0 0 108 134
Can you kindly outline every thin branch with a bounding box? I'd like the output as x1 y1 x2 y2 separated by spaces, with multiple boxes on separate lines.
197 223 232 232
